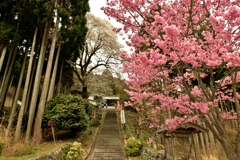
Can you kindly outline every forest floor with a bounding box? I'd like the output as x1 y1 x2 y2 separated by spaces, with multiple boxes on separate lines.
0 112 105 160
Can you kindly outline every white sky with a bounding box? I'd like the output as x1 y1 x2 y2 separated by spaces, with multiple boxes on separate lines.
89 0 121 27
89 0 108 20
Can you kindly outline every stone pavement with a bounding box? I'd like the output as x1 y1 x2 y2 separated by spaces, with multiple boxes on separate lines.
89 108 128 160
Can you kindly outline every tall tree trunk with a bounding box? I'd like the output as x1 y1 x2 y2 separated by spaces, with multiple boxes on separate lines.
6 48 28 136
221 138 239 160
0 48 13 95
32 18 60 144
25 48 39 113
0 44 2 53
0 47 17 113
25 22 50 144
47 37 62 100
82 86 89 99
57 60 64 95
14 28 38 142
231 71 240 157
0 45 7 72
204 114 239 160
24 61 37 113
25 34 41 113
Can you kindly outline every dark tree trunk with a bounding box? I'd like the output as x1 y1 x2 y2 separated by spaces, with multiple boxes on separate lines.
82 86 89 99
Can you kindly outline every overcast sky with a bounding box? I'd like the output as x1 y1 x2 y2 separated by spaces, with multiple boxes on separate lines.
89 0 108 21
89 0 121 27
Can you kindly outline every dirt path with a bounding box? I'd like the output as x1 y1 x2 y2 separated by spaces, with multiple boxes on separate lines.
87 108 127 160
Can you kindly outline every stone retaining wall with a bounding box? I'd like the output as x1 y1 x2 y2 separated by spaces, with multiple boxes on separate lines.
29 148 63 160
141 148 166 160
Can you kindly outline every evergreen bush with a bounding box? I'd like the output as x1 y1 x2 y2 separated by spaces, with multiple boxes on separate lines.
96 112 102 120
124 137 142 157
91 111 102 127
61 142 85 160
42 94 94 133
91 118 100 127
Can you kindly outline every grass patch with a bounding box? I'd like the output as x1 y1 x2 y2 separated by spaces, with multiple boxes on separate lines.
0 139 75 160
0 123 101 160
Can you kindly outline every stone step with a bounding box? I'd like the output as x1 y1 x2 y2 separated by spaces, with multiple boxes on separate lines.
96 141 122 145
94 149 123 152
90 109 127 160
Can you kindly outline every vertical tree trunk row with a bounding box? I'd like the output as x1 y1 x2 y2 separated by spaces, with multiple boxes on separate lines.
14 27 38 142
0 47 18 113
32 17 60 144
47 37 62 101
25 21 50 143
6 47 28 136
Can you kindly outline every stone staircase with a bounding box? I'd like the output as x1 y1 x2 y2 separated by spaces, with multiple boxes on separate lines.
90 108 127 160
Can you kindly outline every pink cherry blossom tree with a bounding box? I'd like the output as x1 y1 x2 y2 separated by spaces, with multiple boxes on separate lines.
103 0 240 159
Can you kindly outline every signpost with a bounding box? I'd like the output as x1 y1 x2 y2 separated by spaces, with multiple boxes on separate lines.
48 120 56 145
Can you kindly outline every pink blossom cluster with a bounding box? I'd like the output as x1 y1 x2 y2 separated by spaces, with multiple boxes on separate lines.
103 0 240 131
222 112 237 120
166 115 199 130
147 138 154 144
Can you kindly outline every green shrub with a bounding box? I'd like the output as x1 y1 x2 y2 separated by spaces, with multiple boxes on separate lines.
124 137 142 157
84 102 94 117
0 141 5 155
43 94 93 133
96 112 102 120
90 112 102 127
91 118 100 127
61 142 85 160
60 144 72 159
46 94 94 117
